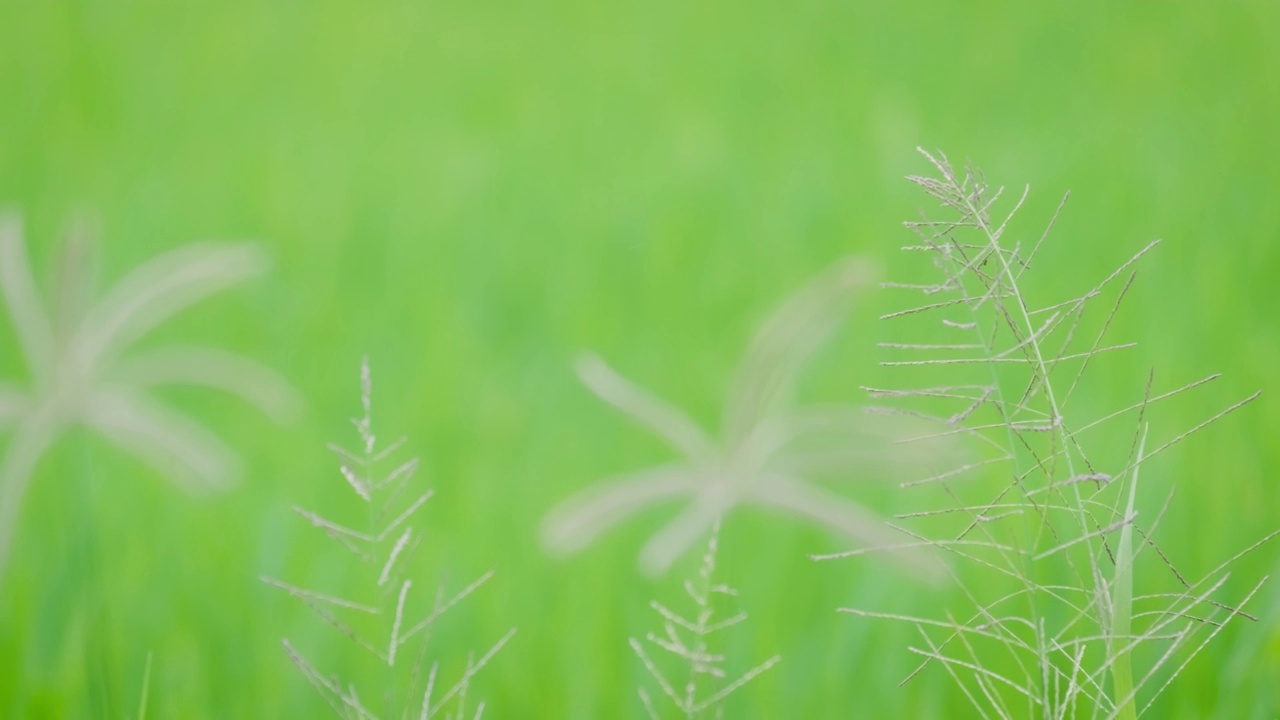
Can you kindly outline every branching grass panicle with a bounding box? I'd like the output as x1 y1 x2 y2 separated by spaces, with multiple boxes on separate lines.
631 520 780 719
817 149 1275 719
265 358 513 720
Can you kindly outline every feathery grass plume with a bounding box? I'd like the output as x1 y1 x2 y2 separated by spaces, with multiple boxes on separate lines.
0 212 298 585
541 257 952 576
631 520 780 719
817 149 1274 718
265 358 513 720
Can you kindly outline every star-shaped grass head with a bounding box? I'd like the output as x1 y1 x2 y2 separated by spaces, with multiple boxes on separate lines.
0 211 298 579
541 257 946 576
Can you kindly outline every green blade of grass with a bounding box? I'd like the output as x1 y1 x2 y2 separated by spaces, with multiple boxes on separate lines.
1110 424 1147 720
136 651 153 720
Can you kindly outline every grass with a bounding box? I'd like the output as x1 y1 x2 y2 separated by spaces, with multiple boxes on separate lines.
264 358 512 719
135 651 152 720
0 2 1278 717
629 521 779 719
818 150 1273 718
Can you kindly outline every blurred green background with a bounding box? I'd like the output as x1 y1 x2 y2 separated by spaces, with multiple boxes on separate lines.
1 1 1278 718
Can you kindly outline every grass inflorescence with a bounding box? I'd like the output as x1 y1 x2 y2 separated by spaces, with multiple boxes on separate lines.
817 149 1275 719
630 520 780 719
0 213 296 587
265 358 514 719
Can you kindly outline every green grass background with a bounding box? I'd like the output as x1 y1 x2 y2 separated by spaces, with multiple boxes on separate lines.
1 2 1278 717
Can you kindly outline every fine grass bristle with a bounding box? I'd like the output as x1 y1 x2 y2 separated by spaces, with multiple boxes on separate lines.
818 149 1274 719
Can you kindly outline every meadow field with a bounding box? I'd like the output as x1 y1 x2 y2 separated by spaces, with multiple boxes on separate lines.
1 2 1278 718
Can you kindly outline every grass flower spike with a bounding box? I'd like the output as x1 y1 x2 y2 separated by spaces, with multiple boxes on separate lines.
265 358 513 720
631 520 779 719
0 212 297 584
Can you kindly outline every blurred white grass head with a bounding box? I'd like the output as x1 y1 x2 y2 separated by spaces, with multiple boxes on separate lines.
541 256 956 576
0 211 299 582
